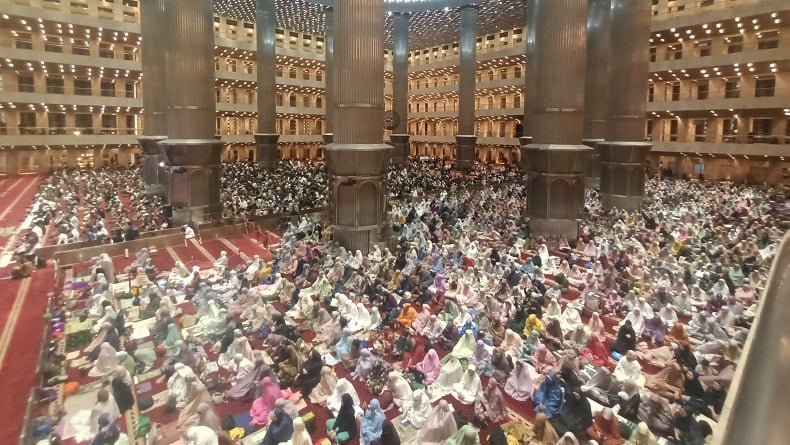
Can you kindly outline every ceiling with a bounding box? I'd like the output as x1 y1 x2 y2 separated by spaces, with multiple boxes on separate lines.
213 0 528 50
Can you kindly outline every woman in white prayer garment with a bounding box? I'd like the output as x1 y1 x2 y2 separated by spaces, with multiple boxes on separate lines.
387 371 413 409
428 354 464 401
613 350 645 387
168 363 197 408
452 364 483 404
402 388 432 428
620 308 646 337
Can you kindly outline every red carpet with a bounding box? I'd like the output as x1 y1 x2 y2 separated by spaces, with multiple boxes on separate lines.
0 267 55 441
0 175 41 255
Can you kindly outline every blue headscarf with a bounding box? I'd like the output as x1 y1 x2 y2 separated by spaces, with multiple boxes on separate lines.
361 399 386 444
459 320 478 339
334 327 354 358
533 372 565 418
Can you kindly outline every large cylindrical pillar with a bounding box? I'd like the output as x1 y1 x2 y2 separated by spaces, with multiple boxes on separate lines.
582 0 610 189
521 0 591 245
138 0 167 195
325 0 391 253
455 4 478 169
254 0 280 169
523 0 586 144
158 0 223 225
599 0 653 210
390 12 410 164
583 0 610 141
323 7 335 139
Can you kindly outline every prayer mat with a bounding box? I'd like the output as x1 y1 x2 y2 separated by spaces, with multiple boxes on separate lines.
69 356 90 369
391 415 419 444
63 388 100 413
231 411 259 436
128 318 153 341
119 298 137 311
135 381 153 394
79 380 105 394
240 427 268 445
65 330 93 352
135 368 161 384
141 390 170 413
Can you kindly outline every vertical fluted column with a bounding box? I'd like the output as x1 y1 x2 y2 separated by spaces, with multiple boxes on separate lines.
607 0 651 141
455 4 478 168
521 0 591 244
138 0 167 195
323 6 335 143
158 0 223 224
390 11 410 164
599 0 653 210
581 0 610 189
583 0 610 141
523 0 587 144
325 0 391 253
254 0 280 169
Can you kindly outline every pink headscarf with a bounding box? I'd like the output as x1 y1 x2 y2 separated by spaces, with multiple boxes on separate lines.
250 376 282 426
531 344 557 374
417 349 442 384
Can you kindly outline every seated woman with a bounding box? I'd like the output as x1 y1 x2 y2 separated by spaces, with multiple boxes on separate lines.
551 389 593 438
414 348 442 385
293 349 324 397
587 407 624 445
250 377 283 427
402 388 432 428
504 359 534 401
326 394 358 444
452 364 483 404
581 334 609 367
610 320 637 359
581 368 619 407
645 361 684 401
531 344 558 374
533 373 565 419
613 351 645 388
475 379 507 424
428 354 464 400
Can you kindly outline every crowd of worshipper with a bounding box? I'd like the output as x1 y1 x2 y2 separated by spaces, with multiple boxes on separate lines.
35 173 787 445
387 158 520 199
17 166 164 248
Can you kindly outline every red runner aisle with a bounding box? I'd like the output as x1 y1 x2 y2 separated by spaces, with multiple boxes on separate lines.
0 176 41 254
0 267 55 441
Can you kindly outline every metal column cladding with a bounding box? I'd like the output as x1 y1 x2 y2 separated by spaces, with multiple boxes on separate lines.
392 11 410 136
326 0 391 253
139 0 167 137
607 0 652 142
457 4 478 136
164 0 216 140
256 0 277 134
524 0 588 145
583 0 611 141
324 6 335 135
334 0 385 144
138 0 168 195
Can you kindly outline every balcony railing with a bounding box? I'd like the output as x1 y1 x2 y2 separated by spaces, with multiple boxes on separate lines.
5 85 139 98
4 126 141 136
652 0 781 20
650 87 788 103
